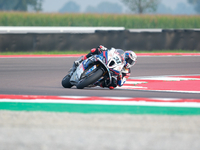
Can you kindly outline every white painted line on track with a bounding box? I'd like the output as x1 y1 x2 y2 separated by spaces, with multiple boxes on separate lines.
116 88 200 94
1 99 200 108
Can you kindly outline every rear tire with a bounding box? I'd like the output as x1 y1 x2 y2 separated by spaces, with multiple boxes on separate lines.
76 69 103 89
62 75 73 88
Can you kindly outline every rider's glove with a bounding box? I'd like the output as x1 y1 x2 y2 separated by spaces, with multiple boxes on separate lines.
74 56 84 66
124 72 130 79
97 45 107 52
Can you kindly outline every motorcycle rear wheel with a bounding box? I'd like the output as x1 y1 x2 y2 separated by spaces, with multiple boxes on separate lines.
61 75 73 88
76 69 103 89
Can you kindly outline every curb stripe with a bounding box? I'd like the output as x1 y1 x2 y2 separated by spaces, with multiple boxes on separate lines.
1 99 200 108
1 95 200 103
1 95 200 115
118 75 200 93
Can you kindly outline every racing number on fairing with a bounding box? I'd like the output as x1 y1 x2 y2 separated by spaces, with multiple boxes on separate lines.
114 56 121 64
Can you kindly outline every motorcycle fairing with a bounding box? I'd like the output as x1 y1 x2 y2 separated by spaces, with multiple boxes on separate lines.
69 48 125 87
85 65 96 76
70 58 98 85
70 63 85 85
82 57 96 70
95 56 112 85
105 48 124 76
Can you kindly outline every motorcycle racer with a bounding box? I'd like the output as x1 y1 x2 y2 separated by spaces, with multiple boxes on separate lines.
71 45 137 89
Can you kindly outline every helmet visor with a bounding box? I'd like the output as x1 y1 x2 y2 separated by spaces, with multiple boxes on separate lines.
127 58 135 66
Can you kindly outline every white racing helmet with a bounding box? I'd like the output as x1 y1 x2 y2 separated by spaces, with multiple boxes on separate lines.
124 51 137 68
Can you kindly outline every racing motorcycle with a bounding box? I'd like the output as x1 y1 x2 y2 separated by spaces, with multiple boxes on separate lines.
61 48 125 89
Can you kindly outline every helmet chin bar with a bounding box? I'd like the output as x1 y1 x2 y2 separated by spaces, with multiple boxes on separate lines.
125 51 137 68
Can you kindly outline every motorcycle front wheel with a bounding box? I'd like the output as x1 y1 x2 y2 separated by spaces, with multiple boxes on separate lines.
61 75 73 88
76 68 103 89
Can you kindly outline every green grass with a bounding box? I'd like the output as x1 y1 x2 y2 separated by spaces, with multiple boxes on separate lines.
0 50 199 55
0 50 89 55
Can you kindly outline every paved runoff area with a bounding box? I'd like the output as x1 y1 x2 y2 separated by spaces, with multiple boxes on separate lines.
1 111 200 150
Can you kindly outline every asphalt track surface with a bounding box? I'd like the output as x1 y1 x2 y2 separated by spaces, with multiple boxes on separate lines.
0 56 200 99
1 55 200 150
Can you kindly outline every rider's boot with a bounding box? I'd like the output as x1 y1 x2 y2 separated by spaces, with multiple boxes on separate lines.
95 78 109 88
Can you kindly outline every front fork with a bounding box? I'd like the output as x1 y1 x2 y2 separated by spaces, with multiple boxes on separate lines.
68 62 77 77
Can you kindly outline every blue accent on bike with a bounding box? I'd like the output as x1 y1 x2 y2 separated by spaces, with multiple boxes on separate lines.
103 51 108 64
118 80 122 86
110 69 120 75
96 54 103 61
82 59 92 70
85 65 96 75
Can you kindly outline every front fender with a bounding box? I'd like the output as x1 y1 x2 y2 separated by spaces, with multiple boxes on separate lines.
82 55 112 86
96 57 112 85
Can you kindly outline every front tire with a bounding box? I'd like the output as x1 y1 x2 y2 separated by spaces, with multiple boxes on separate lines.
76 69 103 89
62 75 73 88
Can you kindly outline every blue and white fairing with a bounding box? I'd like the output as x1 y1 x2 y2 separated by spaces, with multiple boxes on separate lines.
96 48 125 77
70 57 98 85
70 48 125 86
99 48 125 75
